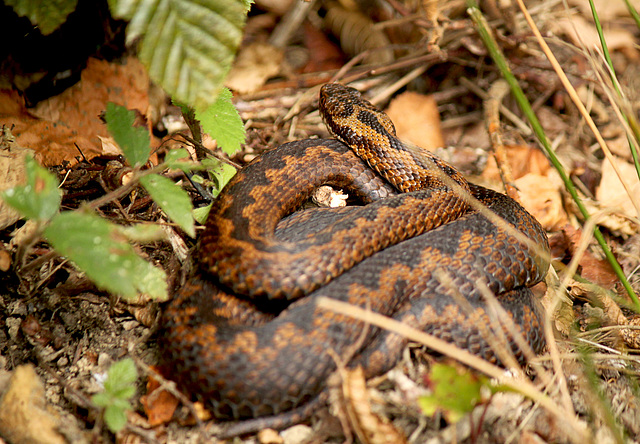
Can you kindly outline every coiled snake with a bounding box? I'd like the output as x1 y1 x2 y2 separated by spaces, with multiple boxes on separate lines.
160 83 550 436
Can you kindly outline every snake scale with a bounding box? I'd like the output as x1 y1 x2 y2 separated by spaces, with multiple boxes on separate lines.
159 83 550 436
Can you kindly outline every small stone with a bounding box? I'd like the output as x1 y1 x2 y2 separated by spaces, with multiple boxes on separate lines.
281 424 313 444
257 428 283 444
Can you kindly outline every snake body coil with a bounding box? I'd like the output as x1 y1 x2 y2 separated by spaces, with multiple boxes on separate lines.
160 84 550 435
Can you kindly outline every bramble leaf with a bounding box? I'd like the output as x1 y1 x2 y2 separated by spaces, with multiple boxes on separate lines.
0 155 61 222
5 0 78 35
197 87 245 155
44 212 168 300
104 103 150 167
140 174 195 237
108 0 249 110
419 363 492 423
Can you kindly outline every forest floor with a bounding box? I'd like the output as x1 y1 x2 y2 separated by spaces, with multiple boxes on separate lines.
1 0 640 443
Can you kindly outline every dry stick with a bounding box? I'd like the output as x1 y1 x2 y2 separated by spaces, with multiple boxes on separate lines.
468 3 638 308
432 269 523 372
592 46 640 166
370 65 428 106
269 0 316 48
413 164 578 417
542 281 576 416
459 77 531 136
514 0 640 220
316 297 590 443
484 79 518 200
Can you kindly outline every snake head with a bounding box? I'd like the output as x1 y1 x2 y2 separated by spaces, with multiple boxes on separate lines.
319 83 361 135
319 83 396 141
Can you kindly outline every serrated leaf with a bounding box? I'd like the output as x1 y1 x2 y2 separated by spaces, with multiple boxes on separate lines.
5 0 78 35
92 359 137 432
44 212 168 300
0 155 61 222
105 358 138 391
197 87 245 155
104 103 150 167
419 363 491 423
109 0 249 110
139 174 195 237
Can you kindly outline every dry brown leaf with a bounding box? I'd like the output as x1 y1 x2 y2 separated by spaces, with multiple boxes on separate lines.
516 173 568 231
550 226 619 290
6 57 151 166
0 365 67 444
569 0 640 21
330 366 407 444
596 155 640 222
226 42 284 94
385 92 444 152
569 282 640 349
140 376 179 427
301 21 345 73
483 144 550 182
551 14 639 55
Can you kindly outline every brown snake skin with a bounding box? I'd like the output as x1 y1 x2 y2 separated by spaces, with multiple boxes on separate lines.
160 83 550 437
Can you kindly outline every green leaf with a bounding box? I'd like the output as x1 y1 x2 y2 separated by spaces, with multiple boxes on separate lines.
201 157 236 196
104 404 128 432
0 155 61 222
139 174 195 237
108 0 249 110
5 0 78 35
163 148 201 172
104 103 150 167
193 202 212 225
44 212 168 300
118 224 165 243
104 358 138 392
197 87 245 155
418 363 491 423
91 392 111 408
91 359 137 433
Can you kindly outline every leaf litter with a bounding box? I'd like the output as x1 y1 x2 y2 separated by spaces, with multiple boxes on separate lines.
1 0 640 442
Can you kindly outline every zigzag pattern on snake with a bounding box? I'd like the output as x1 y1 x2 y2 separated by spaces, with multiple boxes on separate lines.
159 83 550 436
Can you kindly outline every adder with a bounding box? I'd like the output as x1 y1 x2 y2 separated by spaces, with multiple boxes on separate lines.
159 83 550 437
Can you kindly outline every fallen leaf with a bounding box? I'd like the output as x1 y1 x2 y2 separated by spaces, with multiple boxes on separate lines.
551 13 639 55
595 155 640 222
6 57 151 166
385 92 444 152
140 375 179 426
483 144 550 182
515 173 567 231
549 226 619 289
569 0 640 21
226 42 283 94
0 365 66 444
